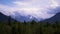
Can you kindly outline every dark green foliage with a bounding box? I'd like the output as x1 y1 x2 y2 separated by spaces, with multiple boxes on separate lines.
24 21 27 25
0 20 60 34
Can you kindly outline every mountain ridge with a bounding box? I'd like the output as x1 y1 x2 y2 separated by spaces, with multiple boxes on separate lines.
0 12 60 22
42 13 60 22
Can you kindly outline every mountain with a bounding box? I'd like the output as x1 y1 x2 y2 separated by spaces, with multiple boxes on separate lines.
13 11 43 22
0 12 8 22
1 12 60 23
14 15 40 22
0 12 42 22
0 12 15 23
42 13 60 22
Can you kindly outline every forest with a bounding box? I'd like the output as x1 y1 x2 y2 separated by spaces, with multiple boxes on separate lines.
0 17 60 34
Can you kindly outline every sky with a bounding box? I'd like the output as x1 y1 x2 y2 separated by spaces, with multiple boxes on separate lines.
0 0 60 21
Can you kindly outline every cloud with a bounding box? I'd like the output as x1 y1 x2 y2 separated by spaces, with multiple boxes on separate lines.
0 4 16 16
0 0 60 21
50 0 59 8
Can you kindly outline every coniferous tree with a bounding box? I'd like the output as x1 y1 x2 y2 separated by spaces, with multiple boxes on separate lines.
24 21 27 25
8 16 11 25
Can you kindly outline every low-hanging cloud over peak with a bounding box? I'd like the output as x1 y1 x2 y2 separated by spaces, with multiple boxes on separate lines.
0 0 60 21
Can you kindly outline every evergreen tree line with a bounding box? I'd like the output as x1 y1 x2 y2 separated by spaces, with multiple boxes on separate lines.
0 17 60 34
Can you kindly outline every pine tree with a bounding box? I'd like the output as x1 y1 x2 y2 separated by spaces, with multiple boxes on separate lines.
8 16 11 26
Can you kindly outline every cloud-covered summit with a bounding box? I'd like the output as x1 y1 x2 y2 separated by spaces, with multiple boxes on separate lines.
0 0 60 21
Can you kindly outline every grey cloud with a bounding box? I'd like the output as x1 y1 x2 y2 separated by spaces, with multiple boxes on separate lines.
47 6 60 14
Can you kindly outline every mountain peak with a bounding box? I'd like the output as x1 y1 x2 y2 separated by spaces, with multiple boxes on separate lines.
42 13 60 22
